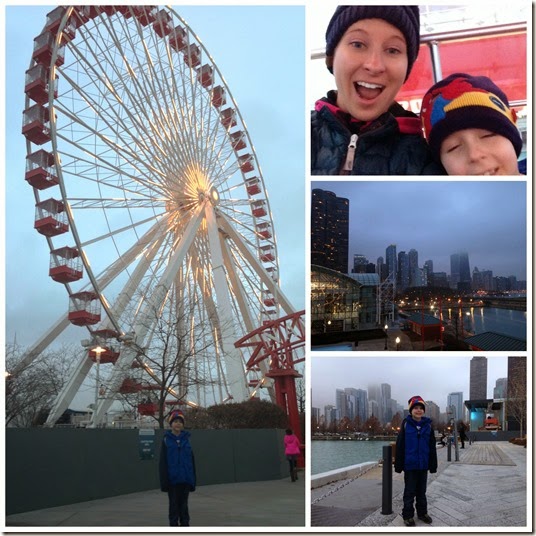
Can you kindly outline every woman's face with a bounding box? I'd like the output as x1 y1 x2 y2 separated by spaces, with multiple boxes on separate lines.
332 18 408 122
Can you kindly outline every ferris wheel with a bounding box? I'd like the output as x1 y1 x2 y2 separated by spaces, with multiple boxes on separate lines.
21 6 298 426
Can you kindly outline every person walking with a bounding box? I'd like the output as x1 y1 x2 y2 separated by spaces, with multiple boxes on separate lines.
395 396 438 527
284 428 301 482
159 410 196 527
458 422 467 449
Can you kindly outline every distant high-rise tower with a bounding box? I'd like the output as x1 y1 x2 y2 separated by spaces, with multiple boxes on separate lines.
451 252 471 290
423 260 433 286
408 249 419 287
386 244 397 286
352 254 368 273
470 356 488 400
311 189 349 273
493 378 508 398
447 392 464 421
397 251 409 291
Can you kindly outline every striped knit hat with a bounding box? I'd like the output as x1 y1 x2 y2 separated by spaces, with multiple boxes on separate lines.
420 72 522 161
168 410 185 425
408 395 426 412
325 6 421 80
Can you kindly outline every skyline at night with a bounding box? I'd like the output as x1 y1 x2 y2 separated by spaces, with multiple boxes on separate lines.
311 181 527 281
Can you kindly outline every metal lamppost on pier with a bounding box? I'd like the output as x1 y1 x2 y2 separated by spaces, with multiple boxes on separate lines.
395 336 401 351
384 324 389 350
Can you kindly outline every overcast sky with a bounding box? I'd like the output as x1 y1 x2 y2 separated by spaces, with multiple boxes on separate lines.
5 6 305 349
311 355 510 414
312 181 527 280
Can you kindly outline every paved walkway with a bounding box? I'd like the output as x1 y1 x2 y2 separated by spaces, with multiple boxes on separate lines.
312 442 528 529
5 474 305 528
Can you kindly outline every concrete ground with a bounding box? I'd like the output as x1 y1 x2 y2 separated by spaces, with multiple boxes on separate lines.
5 473 305 528
312 441 528 529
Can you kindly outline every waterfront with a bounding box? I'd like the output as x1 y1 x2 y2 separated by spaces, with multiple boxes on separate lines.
440 307 526 340
311 439 392 475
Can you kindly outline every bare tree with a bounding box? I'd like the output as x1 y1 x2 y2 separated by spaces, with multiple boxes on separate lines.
507 360 526 438
115 288 220 428
5 343 73 427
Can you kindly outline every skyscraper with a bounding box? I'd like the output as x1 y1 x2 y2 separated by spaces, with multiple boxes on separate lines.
397 250 409 291
450 251 471 290
311 189 349 274
408 249 419 287
386 244 397 283
423 260 433 286
447 392 464 421
493 378 508 398
470 356 488 399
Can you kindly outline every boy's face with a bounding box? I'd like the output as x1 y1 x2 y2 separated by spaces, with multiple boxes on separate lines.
332 18 408 122
439 128 519 175
411 404 425 421
171 419 184 433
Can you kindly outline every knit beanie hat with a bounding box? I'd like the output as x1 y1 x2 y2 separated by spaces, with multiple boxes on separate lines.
168 410 185 425
325 6 421 80
420 72 522 161
408 395 426 413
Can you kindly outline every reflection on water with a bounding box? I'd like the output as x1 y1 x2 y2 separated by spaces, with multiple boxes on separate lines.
441 307 526 339
312 439 391 475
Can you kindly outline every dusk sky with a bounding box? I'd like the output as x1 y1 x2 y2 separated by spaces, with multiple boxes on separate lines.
311 355 510 415
312 181 527 280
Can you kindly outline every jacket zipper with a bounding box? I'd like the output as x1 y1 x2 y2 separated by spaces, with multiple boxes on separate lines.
342 133 358 173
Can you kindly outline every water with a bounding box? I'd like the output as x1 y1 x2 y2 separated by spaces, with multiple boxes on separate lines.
442 307 526 340
311 439 392 475
312 343 353 352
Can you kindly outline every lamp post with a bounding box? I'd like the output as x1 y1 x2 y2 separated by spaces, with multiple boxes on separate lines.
93 346 104 422
384 324 389 350
395 336 401 351
465 311 471 334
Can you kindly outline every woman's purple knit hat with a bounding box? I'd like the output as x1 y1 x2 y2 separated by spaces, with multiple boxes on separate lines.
325 5 421 80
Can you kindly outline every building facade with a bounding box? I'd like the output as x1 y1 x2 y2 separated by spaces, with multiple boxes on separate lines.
470 356 488 400
311 189 349 274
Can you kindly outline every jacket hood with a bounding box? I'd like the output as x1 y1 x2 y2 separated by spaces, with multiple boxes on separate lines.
315 91 423 136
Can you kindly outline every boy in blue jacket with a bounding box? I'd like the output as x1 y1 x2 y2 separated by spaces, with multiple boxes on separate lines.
159 410 196 526
395 396 438 527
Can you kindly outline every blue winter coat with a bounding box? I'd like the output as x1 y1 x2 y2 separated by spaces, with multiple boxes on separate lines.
159 430 196 492
311 92 446 176
394 416 438 473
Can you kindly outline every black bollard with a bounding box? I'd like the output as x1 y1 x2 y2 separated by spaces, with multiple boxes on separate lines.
381 445 393 515
447 438 451 461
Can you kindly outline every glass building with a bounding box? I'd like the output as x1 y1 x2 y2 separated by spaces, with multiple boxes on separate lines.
311 265 379 335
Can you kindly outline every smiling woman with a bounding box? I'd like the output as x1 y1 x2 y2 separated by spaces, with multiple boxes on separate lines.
311 4 445 176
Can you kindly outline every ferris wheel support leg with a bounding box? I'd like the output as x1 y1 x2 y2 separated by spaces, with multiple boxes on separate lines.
91 206 206 426
44 351 95 426
205 205 248 402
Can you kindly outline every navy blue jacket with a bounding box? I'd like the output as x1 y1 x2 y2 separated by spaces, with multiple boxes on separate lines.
159 430 196 492
311 92 446 176
394 416 438 473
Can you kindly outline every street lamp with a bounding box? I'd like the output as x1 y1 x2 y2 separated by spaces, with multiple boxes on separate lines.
384 324 389 350
93 346 104 420
465 311 471 333
395 336 401 351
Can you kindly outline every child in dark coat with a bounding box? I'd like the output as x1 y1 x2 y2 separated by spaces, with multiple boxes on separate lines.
395 396 438 527
159 410 196 527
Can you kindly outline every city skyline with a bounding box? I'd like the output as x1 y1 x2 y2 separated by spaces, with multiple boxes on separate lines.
311 356 509 415
311 182 527 280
